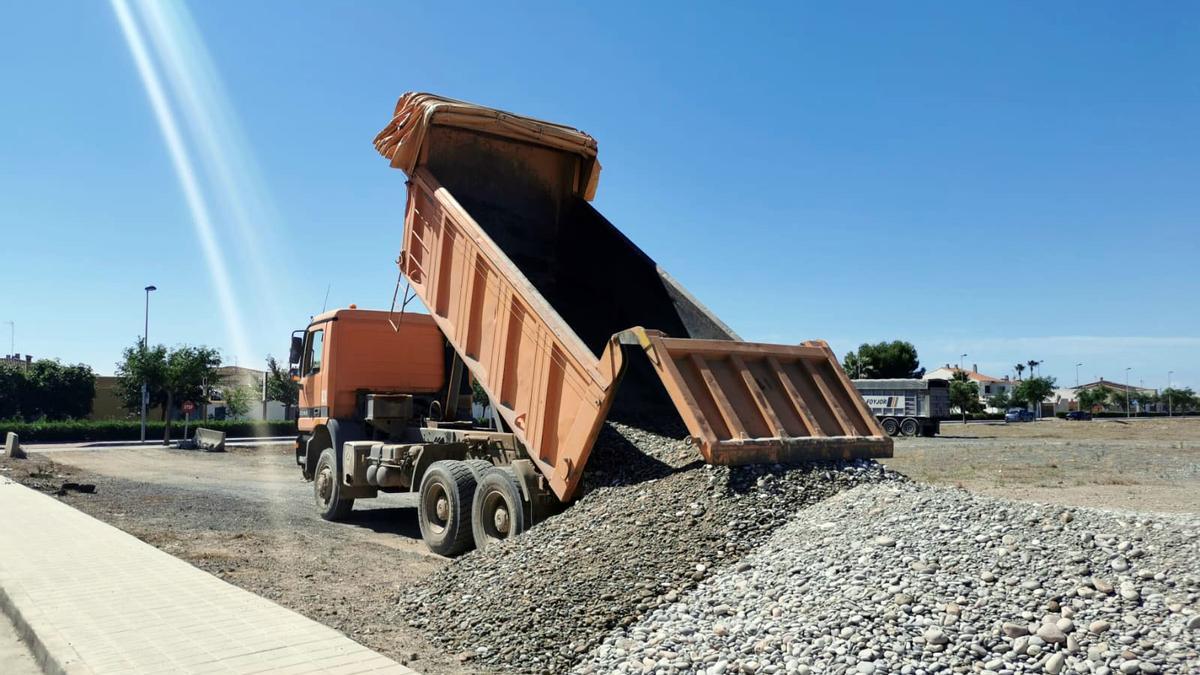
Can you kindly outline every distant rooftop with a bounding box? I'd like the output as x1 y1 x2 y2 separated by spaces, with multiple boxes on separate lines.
924 364 1010 384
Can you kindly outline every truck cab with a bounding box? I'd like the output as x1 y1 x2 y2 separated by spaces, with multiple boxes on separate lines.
288 307 555 556
291 308 446 442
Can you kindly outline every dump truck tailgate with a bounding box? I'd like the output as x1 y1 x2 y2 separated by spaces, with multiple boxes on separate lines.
622 330 893 464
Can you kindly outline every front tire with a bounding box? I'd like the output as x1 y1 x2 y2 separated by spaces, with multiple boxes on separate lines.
472 468 528 551
418 460 478 556
314 448 354 521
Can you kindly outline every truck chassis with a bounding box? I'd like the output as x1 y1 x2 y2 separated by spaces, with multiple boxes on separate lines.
296 392 559 556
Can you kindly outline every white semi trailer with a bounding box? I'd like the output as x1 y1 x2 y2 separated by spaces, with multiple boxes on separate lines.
851 379 950 437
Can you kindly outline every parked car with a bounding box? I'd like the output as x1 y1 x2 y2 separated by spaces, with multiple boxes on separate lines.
1065 410 1093 421
1005 408 1036 422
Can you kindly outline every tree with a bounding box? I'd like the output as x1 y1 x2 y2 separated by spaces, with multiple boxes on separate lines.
114 340 169 416
841 341 924 379
1139 391 1160 411
1077 386 1113 412
161 346 222 442
948 371 982 422
1161 387 1196 413
115 340 221 437
1 360 95 421
988 390 1011 411
1014 376 1056 418
1027 360 1041 378
264 356 299 412
0 364 20 420
1107 387 1130 412
471 377 492 424
223 384 255 419
1014 363 1026 380
842 352 866 379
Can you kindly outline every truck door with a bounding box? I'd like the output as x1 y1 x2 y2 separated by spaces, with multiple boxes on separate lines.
298 327 329 426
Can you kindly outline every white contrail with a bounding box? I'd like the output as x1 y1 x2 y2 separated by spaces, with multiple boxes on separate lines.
110 0 252 361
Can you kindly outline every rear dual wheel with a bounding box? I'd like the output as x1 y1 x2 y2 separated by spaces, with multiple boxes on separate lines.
418 460 478 556
900 418 920 437
471 468 527 551
417 460 531 556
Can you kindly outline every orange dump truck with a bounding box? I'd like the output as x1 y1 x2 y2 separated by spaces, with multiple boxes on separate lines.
290 93 890 555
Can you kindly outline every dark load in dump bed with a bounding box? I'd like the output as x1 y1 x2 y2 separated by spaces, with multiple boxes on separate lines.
374 92 892 501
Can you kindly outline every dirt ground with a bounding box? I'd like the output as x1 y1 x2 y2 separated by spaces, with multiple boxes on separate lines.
1 418 1196 672
883 417 1200 512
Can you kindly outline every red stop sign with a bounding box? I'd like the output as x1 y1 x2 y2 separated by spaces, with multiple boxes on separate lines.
182 401 195 414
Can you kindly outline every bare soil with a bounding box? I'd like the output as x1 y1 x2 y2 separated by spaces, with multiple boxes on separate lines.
883 417 1200 512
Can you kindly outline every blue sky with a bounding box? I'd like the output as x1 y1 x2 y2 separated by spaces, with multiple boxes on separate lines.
1 1 1197 390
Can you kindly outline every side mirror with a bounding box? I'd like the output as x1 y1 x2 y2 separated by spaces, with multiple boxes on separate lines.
288 335 303 366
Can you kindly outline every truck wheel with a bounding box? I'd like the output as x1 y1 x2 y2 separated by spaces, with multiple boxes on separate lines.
463 459 494 482
418 460 477 557
881 417 899 436
900 418 919 436
314 448 354 521
472 468 527 551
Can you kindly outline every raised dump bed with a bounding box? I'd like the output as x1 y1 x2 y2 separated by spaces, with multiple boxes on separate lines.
374 93 890 500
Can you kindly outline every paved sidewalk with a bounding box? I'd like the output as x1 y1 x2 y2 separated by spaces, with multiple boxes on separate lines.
0 476 415 674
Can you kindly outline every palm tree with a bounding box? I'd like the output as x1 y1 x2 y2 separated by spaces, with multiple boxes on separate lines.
1015 363 1026 380
1027 360 1040 378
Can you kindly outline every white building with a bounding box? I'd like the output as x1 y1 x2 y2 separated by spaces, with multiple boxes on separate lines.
924 363 1016 411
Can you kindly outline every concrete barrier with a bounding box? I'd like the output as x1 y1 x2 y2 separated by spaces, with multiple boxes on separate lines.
193 428 226 453
4 432 25 459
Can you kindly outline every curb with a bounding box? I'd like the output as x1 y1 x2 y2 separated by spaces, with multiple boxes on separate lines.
0 479 88 674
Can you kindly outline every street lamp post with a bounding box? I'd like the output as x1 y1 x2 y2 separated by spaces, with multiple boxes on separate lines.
960 353 967 372
1124 367 1132 419
4 320 12 358
1168 371 1174 417
1075 363 1082 388
140 285 157 443
1034 360 1042 417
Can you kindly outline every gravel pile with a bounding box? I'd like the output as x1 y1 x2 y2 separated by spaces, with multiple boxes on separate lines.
406 422 901 672
580 483 1200 675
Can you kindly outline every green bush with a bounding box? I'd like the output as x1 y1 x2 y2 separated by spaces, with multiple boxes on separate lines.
0 418 296 443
